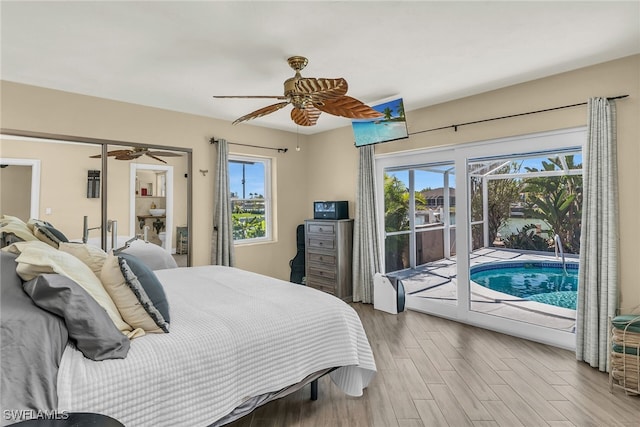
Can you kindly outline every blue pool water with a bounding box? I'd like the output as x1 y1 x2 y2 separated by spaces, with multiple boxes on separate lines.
470 262 579 310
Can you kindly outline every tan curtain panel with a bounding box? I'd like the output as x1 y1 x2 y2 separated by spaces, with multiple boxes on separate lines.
211 139 235 266
352 145 382 303
576 97 619 372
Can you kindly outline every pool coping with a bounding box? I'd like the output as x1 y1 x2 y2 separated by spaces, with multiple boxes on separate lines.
395 248 579 330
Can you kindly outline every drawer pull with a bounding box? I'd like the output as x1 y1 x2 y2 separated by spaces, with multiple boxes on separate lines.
319 227 323 232
319 256 323 261
319 242 323 246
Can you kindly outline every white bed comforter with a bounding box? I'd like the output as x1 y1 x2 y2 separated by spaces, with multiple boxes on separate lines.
56 266 376 427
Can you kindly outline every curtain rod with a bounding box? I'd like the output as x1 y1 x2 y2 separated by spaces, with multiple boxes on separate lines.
409 94 629 136
209 137 288 153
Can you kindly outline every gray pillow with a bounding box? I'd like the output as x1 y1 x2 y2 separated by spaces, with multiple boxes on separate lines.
33 223 69 248
119 253 171 324
0 231 25 248
122 240 178 271
1 252 66 411
23 274 130 361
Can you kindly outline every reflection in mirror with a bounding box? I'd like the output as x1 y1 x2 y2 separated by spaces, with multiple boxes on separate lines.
0 134 191 266
1 137 101 241
0 160 38 219
130 154 188 266
1 164 31 218
93 144 189 267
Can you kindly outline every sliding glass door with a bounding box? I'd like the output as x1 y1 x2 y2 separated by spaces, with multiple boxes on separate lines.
376 127 586 349
379 152 458 315
467 150 583 342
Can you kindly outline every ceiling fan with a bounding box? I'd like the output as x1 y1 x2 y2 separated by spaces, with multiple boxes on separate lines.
214 56 384 126
90 147 182 164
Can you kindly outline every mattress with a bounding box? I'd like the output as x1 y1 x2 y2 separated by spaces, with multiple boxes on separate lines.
56 266 376 427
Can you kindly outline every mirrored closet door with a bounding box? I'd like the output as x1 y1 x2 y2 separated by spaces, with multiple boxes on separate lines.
0 131 192 266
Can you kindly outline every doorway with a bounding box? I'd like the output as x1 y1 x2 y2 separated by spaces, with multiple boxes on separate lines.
0 158 40 220
130 164 173 253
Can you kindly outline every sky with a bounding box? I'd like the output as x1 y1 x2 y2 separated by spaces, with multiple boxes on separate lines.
229 152 580 198
387 152 582 192
388 170 454 192
229 161 264 198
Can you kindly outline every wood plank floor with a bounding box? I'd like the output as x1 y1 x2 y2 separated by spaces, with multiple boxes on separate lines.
226 304 639 427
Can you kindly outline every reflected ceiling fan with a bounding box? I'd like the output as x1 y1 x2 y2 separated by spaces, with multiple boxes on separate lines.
90 147 182 164
214 56 384 126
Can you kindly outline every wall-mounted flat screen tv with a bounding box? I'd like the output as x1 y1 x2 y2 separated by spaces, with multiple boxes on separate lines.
352 97 408 147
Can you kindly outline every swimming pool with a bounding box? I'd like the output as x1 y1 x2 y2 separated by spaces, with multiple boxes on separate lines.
470 261 579 310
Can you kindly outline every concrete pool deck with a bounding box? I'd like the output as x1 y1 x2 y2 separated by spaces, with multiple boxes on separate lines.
388 248 578 332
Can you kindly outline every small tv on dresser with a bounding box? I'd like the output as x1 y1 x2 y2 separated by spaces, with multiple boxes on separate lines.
313 201 349 220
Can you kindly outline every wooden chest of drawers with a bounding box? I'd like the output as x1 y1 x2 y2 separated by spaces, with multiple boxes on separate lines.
304 219 353 301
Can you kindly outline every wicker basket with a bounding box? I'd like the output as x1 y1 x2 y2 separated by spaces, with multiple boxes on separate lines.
609 315 640 396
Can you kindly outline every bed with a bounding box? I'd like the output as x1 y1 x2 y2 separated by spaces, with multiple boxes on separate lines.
0 216 376 427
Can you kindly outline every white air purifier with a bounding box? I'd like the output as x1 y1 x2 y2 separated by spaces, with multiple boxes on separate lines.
373 273 406 315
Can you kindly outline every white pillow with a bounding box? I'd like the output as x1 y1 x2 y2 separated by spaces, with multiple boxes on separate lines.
100 253 168 334
0 216 38 244
13 242 133 335
59 242 108 277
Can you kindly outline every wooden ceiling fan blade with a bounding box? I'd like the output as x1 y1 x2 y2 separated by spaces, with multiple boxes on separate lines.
145 153 168 164
90 149 134 159
213 95 288 100
296 78 348 100
147 151 183 157
291 104 322 126
314 96 384 119
232 101 291 125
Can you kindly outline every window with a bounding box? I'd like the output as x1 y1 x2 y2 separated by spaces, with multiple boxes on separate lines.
228 155 272 243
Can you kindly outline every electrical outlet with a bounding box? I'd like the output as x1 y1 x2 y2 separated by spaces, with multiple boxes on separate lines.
45 207 52 215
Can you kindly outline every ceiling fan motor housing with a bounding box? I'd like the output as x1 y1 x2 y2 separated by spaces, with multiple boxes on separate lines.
284 77 307 109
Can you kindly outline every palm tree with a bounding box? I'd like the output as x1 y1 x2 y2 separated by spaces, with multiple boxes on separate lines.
469 163 522 249
522 156 582 253
383 173 430 271
384 173 410 232
382 107 393 121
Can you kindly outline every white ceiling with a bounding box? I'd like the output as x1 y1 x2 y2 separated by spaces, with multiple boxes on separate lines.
2 1 639 135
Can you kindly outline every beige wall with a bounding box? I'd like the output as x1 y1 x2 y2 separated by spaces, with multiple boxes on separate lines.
0 83 308 280
307 54 640 313
1 54 638 311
